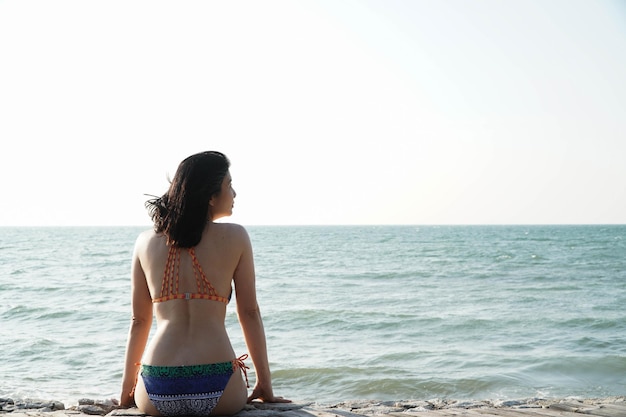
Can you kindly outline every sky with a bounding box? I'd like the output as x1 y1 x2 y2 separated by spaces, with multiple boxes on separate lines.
1 0 625 226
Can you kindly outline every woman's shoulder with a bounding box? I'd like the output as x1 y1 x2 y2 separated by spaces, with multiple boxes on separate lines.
203 223 251 255
134 229 164 251
212 222 250 240
136 228 158 241
209 223 251 249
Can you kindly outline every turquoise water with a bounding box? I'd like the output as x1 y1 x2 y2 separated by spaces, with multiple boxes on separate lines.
1 225 625 404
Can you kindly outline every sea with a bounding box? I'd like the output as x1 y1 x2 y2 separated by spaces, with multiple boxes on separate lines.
1 225 625 406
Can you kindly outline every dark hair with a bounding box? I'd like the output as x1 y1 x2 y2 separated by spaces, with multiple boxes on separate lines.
146 151 230 248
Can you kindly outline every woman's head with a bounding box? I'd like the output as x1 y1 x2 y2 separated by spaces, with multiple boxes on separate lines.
147 151 232 247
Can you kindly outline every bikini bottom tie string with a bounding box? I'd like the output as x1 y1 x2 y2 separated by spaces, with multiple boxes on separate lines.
233 354 250 388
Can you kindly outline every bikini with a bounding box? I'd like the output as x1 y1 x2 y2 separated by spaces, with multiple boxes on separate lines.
140 246 248 416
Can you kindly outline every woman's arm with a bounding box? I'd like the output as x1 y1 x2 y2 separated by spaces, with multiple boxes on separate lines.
233 226 290 403
119 239 153 407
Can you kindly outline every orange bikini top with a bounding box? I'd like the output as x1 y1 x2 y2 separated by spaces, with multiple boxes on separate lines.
153 246 231 304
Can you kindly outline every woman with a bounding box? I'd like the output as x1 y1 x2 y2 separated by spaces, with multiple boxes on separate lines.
120 151 289 416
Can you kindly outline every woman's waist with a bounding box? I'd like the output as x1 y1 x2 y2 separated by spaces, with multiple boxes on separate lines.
153 314 227 335
145 328 234 365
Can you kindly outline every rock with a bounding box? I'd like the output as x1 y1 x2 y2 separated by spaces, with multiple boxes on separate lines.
94 399 118 413
394 400 433 410
493 399 524 407
108 407 146 416
425 398 448 409
71 399 119 415
321 401 405 415
1 398 15 412
246 402 307 412
78 404 109 415
450 400 489 409
51 401 66 410
518 403 542 409
10 399 65 411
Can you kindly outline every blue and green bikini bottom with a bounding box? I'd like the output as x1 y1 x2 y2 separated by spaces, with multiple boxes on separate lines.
140 355 248 416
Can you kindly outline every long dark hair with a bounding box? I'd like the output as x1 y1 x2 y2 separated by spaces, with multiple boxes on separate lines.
146 151 230 248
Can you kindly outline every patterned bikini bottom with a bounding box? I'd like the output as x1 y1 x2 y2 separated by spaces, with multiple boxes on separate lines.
140 355 248 416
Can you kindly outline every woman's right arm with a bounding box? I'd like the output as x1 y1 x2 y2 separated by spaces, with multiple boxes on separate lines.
120 238 153 407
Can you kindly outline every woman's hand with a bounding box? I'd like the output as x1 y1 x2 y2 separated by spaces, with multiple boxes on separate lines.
119 391 136 408
247 384 291 404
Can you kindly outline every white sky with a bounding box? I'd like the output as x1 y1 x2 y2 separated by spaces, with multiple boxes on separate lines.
1 0 625 226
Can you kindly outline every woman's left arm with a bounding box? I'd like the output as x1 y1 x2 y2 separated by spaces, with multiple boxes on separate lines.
120 240 153 407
